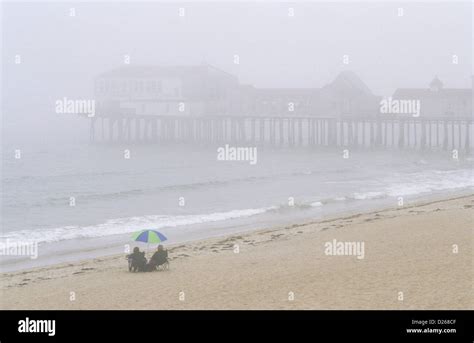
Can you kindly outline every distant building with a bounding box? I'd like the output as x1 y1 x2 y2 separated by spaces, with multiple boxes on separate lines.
314 71 381 118
94 64 239 116
97 65 454 119
392 77 472 118
247 87 318 116
241 71 380 117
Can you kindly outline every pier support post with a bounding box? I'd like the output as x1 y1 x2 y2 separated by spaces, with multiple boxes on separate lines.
398 119 405 149
251 118 256 144
89 118 96 142
375 118 382 147
465 121 470 154
109 118 115 142
279 118 284 146
260 118 265 146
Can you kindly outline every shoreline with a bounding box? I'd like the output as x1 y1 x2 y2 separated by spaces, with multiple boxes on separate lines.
2 190 472 273
1 193 472 309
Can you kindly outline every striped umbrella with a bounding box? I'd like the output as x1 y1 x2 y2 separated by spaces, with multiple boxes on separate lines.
132 230 167 244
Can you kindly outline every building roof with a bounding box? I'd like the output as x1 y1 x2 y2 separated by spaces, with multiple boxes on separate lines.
322 70 374 96
394 76 471 99
429 76 443 90
97 64 237 81
253 88 318 98
393 88 471 98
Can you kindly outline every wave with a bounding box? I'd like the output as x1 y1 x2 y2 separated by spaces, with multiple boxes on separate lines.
2 167 471 246
351 191 386 200
2 166 472 246
0 206 277 244
385 169 473 197
3 167 344 209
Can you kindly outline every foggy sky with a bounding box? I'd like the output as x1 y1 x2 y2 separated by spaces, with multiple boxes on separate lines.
1 1 472 142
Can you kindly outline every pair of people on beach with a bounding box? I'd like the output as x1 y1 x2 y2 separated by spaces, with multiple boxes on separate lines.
127 245 168 272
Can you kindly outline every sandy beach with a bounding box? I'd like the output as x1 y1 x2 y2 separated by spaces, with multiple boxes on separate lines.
1 194 472 310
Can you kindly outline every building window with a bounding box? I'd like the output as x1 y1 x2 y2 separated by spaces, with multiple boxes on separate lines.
146 81 153 93
96 80 104 94
111 80 118 95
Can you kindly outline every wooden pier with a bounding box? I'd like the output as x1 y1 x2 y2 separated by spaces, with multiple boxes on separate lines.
89 115 473 153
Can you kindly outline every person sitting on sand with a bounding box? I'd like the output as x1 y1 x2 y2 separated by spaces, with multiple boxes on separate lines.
147 245 168 271
127 247 147 272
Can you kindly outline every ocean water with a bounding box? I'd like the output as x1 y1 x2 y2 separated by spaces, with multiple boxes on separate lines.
1 141 472 271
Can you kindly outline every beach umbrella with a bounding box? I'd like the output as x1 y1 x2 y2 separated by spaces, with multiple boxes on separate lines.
132 230 167 244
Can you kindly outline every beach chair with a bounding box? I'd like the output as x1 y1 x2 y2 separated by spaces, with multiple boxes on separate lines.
156 259 170 271
127 252 147 272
